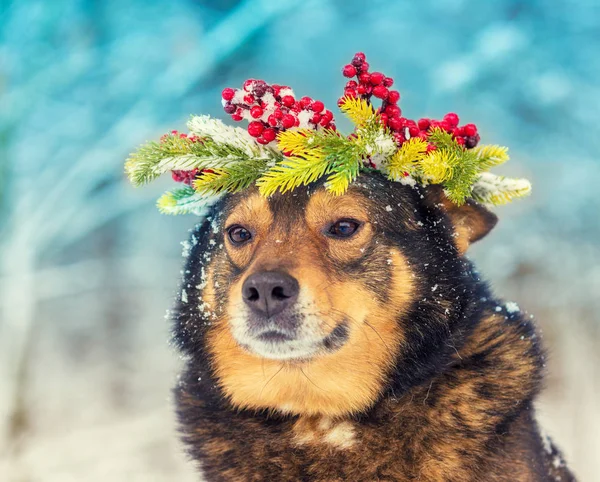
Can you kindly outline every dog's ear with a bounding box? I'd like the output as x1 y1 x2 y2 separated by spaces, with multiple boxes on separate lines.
425 185 498 254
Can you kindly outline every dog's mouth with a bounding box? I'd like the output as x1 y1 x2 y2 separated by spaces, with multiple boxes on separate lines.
237 318 350 361
255 329 296 343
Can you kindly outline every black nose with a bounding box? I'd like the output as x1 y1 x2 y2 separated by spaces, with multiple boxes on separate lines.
242 271 299 318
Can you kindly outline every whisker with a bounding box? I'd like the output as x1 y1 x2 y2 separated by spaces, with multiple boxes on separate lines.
299 366 327 392
259 364 284 397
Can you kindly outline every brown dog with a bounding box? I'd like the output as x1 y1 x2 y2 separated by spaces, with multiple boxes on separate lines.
172 172 575 481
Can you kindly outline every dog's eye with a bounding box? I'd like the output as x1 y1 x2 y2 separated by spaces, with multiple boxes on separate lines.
328 219 360 238
228 225 252 244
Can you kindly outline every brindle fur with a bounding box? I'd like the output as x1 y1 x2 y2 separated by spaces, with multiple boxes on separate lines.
172 172 575 481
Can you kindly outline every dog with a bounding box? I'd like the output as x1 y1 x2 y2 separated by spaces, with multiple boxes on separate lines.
171 171 575 481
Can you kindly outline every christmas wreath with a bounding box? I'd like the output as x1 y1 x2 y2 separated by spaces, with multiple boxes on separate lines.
125 52 531 216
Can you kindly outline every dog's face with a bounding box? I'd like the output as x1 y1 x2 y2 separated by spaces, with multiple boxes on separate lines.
175 172 497 417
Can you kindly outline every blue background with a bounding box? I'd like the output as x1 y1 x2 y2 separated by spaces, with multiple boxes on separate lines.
1 1 599 479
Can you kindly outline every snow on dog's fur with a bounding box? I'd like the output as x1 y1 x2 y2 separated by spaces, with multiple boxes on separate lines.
172 172 575 481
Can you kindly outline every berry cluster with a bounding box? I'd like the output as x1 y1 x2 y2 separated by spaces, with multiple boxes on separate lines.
340 53 480 149
221 80 335 144
160 130 202 185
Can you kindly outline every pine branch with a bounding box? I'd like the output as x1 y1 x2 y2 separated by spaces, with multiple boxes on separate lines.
339 96 378 127
276 129 319 154
419 148 458 184
385 137 428 180
193 158 268 195
157 186 221 216
256 150 332 196
325 143 361 195
474 144 510 171
125 131 282 187
426 127 456 150
471 172 532 206
442 148 481 205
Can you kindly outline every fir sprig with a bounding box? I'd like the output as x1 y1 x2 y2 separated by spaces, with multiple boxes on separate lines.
157 185 220 216
193 158 269 195
125 132 281 188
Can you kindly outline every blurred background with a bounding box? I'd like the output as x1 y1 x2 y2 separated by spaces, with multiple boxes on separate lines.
1 0 599 480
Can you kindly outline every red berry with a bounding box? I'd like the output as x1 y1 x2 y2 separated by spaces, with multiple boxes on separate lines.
281 114 296 129
370 72 385 85
463 123 477 136
253 81 267 97
357 84 370 95
439 121 452 132
344 88 358 98
359 72 371 84
372 85 389 99
388 117 402 131
256 136 269 145
387 90 400 103
418 118 430 130
247 121 264 137
312 113 322 124
243 79 255 91
262 128 276 142
394 132 406 144
221 88 235 101
427 144 437 152
456 137 466 145
444 112 459 127
223 102 236 114
300 96 313 108
172 170 186 182
385 104 401 117
383 77 394 87
243 94 255 104
250 106 263 118
274 108 284 119
360 62 370 72
267 115 279 126
231 114 243 122
418 131 429 140
343 64 357 77
282 95 295 107
294 116 300 126
311 100 325 113
408 125 419 137
345 80 358 89
354 52 366 61
379 113 389 125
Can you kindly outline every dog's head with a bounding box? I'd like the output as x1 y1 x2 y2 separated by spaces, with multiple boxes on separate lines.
174 172 497 417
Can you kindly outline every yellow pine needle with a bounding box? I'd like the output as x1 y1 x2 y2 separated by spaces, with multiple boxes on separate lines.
338 96 378 127
475 144 510 170
487 180 531 205
420 149 458 183
192 168 227 193
276 129 316 155
156 192 177 213
326 169 353 196
386 137 428 179
256 150 329 197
